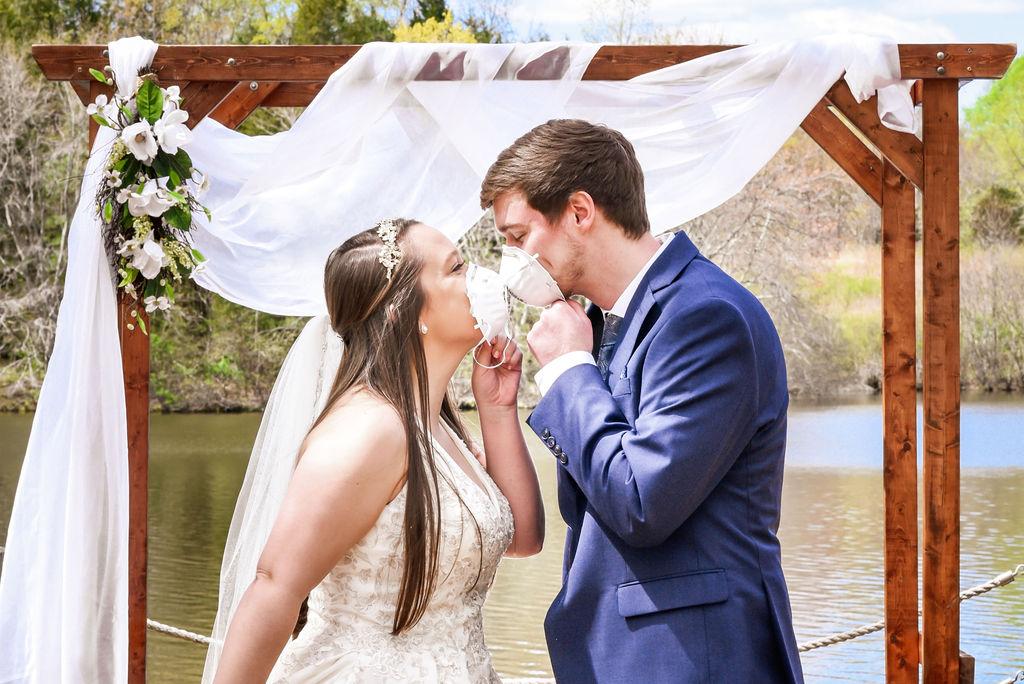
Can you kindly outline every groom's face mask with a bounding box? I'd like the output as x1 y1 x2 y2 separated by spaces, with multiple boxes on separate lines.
465 263 514 368
498 245 566 307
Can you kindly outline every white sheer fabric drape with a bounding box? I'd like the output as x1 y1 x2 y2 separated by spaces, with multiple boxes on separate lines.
0 35 913 682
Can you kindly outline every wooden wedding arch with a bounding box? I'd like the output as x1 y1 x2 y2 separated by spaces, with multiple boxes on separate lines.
29 42 1017 683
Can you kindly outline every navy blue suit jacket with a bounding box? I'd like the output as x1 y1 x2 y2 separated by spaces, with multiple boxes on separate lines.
527 232 803 683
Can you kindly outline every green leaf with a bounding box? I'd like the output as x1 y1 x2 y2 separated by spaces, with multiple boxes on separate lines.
165 283 175 300
190 247 207 263
90 113 112 128
102 199 113 222
168 167 181 188
136 78 164 124
165 189 186 203
164 206 192 231
89 68 108 84
138 316 149 336
201 206 212 221
152 154 171 178
118 268 139 287
173 149 193 173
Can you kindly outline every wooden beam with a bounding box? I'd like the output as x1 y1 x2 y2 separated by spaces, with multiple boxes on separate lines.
31 43 1017 83
898 43 1016 79
921 77 961 684
826 80 924 190
117 292 150 684
179 80 235 128
881 159 919 684
800 99 883 205
209 80 281 129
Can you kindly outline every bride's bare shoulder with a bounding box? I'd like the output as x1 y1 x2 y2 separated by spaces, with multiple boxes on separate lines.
299 388 407 473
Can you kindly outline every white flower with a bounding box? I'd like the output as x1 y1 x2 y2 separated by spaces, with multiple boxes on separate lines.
153 108 192 155
121 121 158 164
191 170 210 195
190 257 207 279
123 281 137 299
104 169 122 187
86 94 117 120
127 178 176 218
116 187 132 204
144 295 171 313
130 233 170 280
163 85 182 109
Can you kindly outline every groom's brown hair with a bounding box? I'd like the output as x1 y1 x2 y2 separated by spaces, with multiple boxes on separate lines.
480 118 650 238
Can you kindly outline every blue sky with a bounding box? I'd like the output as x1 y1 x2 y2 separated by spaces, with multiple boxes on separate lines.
478 0 1023 111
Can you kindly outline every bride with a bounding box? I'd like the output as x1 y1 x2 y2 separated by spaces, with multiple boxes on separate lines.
206 218 544 682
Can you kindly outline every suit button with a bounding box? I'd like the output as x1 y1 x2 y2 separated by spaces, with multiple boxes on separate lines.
558 453 568 465
541 428 551 439
545 437 556 448
553 445 563 455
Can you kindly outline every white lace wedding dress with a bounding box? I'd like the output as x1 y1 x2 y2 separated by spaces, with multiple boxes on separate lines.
266 420 515 683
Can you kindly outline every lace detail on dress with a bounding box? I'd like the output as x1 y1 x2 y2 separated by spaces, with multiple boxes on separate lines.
267 422 515 683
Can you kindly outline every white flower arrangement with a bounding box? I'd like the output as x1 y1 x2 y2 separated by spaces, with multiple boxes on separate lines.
87 64 210 334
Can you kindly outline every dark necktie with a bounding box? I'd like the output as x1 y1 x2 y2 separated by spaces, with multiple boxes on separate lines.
596 313 623 376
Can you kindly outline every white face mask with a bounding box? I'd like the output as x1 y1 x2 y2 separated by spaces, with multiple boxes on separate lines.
465 263 514 368
498 245 566 307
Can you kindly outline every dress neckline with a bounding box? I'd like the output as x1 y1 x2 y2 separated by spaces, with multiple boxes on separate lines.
429 421 499 511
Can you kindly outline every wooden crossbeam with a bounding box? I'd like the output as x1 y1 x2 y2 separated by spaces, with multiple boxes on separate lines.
881 159 920 684
32 43 1017 83
179 80 235 128
800 99 883 205
826 80 924 189
210 80 281 129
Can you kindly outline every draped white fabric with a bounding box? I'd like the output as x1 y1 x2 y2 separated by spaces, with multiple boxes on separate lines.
0 35 913 682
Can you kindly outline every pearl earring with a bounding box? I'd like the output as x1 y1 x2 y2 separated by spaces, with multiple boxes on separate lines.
419 323 428 335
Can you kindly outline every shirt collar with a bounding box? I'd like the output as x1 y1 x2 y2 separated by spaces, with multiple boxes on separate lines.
608 233 675 318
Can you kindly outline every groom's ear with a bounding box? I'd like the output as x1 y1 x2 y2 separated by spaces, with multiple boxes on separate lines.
565 191 596 235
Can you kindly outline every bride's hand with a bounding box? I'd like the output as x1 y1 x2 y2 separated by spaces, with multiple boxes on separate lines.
471 337 523 411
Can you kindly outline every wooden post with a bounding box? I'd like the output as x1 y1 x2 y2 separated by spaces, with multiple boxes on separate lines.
881 159 919 683
921 77 961 683
90 84 151 682
119 293 150 684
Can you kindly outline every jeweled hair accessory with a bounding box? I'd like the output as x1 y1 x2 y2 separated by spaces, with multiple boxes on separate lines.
376 219 403 280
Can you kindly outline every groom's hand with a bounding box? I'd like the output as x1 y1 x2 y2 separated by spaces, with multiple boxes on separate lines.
527 299 593 367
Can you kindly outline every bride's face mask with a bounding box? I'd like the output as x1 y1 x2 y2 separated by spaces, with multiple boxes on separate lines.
498 245 566 307
465 263 514 368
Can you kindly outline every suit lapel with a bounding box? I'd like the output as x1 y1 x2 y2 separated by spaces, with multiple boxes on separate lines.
605 232 700 382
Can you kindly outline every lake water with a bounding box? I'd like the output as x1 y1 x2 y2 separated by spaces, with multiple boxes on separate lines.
1 397 1022 682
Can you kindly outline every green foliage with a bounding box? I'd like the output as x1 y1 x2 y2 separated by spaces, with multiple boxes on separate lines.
412 0 447 23
0 0 101 42
969 185 1024 246
292 0 393 44
393 9 476 43
965 56 1024 184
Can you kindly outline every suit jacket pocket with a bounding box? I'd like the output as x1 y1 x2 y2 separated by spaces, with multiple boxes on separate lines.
611 375 632 397
616 569 729 618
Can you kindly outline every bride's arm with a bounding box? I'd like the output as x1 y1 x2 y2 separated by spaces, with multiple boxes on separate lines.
212 403 407 684
471 340 544 558
478 404 545 557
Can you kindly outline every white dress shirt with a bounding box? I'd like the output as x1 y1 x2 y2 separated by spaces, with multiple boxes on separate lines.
534 233 675 395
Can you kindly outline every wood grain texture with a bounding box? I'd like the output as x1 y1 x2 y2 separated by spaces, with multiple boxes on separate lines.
800 99 883 205
210 80 281 129
921 77 961 684
179 80 235 128
118 292 150 684
826 80 923 190
32 43 1016 83
881 160 920 683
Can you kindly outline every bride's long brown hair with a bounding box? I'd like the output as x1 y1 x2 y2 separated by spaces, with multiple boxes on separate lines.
294 218 474 637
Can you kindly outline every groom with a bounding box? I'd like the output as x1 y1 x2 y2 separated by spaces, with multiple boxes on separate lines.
481 119 804 683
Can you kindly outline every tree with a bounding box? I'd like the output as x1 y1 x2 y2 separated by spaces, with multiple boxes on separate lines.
0 0 101 42
392 9 475 43
970 185 1024 246
291 0 393 44
411 0 446 23
965 56 1024 193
